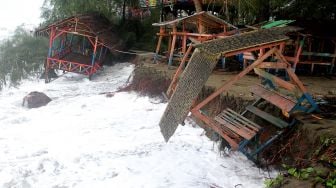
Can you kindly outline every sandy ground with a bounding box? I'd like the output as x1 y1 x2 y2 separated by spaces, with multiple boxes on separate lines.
142 60 336 100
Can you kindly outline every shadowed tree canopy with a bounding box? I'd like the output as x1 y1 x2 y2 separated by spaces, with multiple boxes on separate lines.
221 0 335 25
41 0 140 25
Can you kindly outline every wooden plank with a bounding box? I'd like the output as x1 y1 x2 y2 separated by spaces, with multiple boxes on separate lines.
223 41 286 57
246 105 289 129
257 62 289 69
192 48 277 111
286 68 308 93
274 48 291 67
214 108 261 140
250 85 296 113
193 111 240 150
301 52 336 57
214 116 254 140
225 108 261 130
299 61 332 65
254 68 297 91
217 112 257 135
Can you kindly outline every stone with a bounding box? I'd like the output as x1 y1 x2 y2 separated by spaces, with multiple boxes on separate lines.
22 91 52 109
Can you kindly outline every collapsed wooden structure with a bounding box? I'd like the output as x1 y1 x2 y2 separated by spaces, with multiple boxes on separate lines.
152 11 238 66
36 14 121 82
159 27 318 161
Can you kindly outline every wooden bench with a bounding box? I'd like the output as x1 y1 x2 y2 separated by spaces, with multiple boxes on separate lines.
214 108 261 144
245 105 289 129
250 85 296 114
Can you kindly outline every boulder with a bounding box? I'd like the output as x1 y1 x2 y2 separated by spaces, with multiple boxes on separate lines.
22 91 52 108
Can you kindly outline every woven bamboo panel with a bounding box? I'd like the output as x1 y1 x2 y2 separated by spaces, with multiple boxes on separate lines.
159 49 218 141
195 27 300 56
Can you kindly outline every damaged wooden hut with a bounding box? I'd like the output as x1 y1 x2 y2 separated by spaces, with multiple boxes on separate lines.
159 26 319 162
35 14 122 82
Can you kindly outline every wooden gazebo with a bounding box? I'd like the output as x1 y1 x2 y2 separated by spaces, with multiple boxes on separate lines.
152 11 238 66
36 14 121 82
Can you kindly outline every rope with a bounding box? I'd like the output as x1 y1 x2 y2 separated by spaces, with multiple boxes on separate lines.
113 49 155 56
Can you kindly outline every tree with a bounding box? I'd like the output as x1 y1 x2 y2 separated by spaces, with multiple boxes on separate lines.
0 27 48 89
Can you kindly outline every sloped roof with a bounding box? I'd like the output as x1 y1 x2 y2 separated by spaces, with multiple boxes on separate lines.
35 14 122 50
195 27 301 56
152 11 237 29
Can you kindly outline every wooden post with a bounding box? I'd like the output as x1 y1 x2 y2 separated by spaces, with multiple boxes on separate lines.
192 47 277 112
90 36 98 79
166 32 172 58
154 26 164 63
330 40 336 74
168 25 177 67
182 21 187 54
286 67 308 93
274 48 291 67
279 42 285 53
45 26 56 83
259 48 265 57
98 46 103 60
293 39 304 70
308 37 312 60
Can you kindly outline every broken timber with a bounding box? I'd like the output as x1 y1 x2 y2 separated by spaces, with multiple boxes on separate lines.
159 27 318 161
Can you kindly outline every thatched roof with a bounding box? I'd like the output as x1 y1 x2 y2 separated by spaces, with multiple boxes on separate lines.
195 27 301 56
152 11 237 30
35 14 122 50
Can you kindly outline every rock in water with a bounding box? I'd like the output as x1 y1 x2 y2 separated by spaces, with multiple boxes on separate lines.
22 91 52 108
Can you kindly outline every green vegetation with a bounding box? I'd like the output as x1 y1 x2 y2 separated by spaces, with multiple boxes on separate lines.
265 166 336 188
265 134 335 188
264 174 284 188
0 27 48 89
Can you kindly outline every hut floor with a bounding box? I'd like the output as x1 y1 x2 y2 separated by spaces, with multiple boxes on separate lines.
62 53 93 65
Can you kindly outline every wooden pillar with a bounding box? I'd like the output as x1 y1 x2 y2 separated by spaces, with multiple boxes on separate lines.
286 67 308 93
259 48 265 57
154 26 164 63
90 36 98 79
182 21 187 54
166 32 172 58
168 25 177 67
293 39 304 70
45 26 56 83
98 46 103 61
330 40 336 74
308 37 312 60
279 42 285 53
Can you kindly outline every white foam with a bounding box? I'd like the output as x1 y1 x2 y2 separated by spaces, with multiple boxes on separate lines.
0 63 275 187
